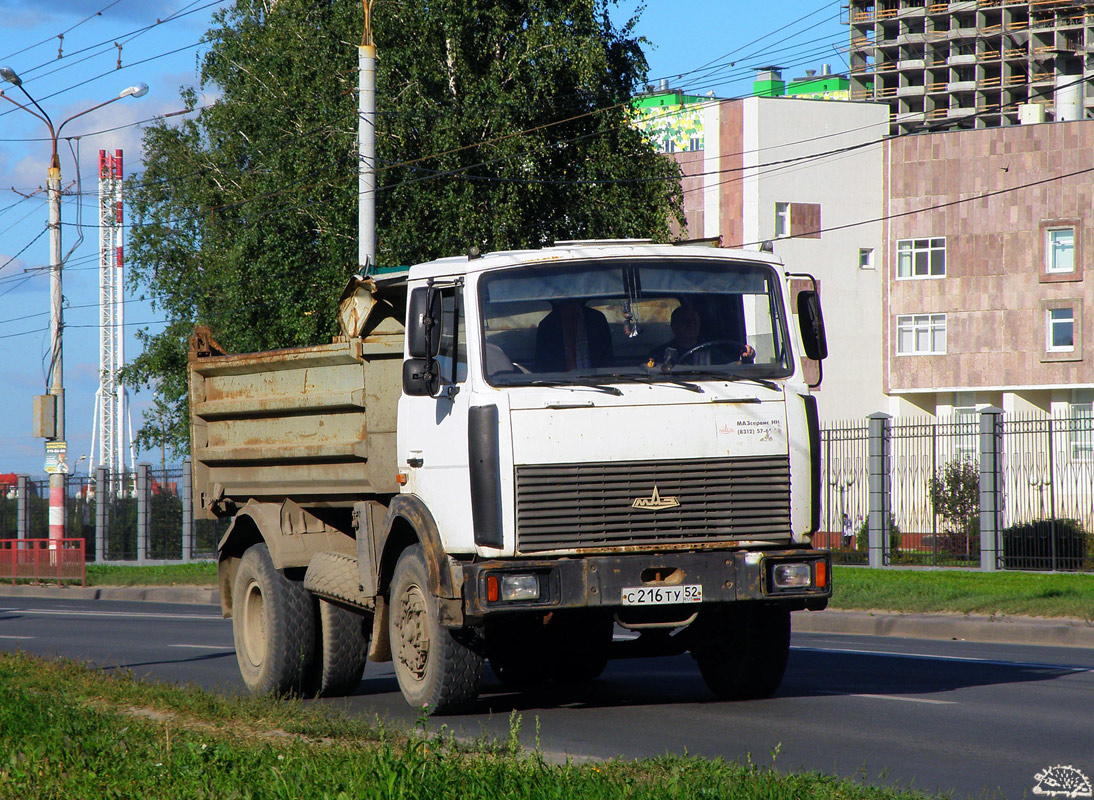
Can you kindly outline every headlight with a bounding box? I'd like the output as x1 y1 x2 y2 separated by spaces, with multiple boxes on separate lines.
771 563 812 589
486 573 542 603
501 574 540 602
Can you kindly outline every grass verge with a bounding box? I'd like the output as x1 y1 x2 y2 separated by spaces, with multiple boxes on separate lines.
85 562 217 586
0 650 940 800
830 567 1094 621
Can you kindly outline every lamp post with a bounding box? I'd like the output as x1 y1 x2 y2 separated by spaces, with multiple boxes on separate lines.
1 66 147 543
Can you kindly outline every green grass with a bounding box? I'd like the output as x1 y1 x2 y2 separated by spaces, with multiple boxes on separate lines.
0 650 943 800
830 567 1094 621
85 562 217 586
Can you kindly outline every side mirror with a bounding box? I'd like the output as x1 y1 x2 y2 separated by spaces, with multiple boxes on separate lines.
407 287 442 359
402 358 439 397
797 290 828 361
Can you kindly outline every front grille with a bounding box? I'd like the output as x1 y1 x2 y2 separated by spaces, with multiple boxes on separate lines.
515 456 791 553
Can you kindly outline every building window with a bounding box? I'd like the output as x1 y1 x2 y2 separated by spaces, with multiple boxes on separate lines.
896 313 946 355
664 139 676 154
1041 299 1082 362
1040 220 1082 283
1046 227 1075 274
688 136 702 151
775 202 790 238
954 405 978 461
859 247 875 270
1046 307 1075 352
897 238 945 278
1069 396 1093 462
774 202 822 239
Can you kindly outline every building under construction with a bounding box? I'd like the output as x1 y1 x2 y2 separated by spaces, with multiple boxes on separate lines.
847 0 1093 133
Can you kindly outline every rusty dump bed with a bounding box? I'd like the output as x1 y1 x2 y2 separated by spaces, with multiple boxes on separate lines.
188 317 405 519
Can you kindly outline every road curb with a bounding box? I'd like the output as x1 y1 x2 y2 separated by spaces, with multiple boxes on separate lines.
0 584 219 606
794 608 1094 649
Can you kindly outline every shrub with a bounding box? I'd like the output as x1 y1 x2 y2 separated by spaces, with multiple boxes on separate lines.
855 514 901 554
1002 518 1088 571
929 457 979 558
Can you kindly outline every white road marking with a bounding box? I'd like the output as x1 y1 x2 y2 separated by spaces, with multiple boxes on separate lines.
169 644 233 650
792 645 1093 674
0 635 35 640
0 608 221 621
815 689 956 705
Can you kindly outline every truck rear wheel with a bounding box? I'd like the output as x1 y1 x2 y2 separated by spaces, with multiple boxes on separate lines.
389 545 482 713
692 605 790 701
307 599 370 697
232 543 316 696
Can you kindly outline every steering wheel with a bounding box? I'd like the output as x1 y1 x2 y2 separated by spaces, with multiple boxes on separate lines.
675 339 754 365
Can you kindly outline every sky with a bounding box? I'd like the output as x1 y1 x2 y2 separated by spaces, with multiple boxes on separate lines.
0 0 847 476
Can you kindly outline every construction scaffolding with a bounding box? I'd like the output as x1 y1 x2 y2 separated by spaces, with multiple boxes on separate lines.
847 0 1094 133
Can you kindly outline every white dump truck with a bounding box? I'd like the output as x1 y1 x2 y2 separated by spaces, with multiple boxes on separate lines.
189 241 832 712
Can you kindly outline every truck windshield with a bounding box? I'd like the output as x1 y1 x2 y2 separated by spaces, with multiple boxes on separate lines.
478 258 793 387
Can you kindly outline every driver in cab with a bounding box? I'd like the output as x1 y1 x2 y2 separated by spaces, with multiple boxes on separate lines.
648 305 755 369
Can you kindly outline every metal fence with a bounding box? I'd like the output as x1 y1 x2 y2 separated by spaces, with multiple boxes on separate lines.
5 461 223 563
999 412 1094 571
819 409 1094 572
817 420 869 565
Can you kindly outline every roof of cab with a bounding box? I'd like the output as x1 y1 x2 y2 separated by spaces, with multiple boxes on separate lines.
403 241 784 281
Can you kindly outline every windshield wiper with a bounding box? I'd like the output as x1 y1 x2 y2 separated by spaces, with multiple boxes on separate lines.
575 371 704 394
528 378 623 396
671 369 780 392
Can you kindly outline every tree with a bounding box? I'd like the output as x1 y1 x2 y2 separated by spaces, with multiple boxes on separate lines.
124 0 684 454
928 457 980 558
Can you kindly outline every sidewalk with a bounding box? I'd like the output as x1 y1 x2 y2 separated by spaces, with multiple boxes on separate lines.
2 583 1092 649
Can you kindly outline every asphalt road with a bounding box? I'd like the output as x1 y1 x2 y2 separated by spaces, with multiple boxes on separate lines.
2 596 1092 800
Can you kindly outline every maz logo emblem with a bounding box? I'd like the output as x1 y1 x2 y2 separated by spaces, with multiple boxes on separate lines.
631 485 680 511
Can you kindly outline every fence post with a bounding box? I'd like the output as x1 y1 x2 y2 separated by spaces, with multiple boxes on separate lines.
181 459 194 564
16 475 29 540
137 463 151 565
94 467 107 563
979 407 1004 572
867 412 892 569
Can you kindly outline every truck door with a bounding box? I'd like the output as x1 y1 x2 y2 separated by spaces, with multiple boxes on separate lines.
398 284 475 552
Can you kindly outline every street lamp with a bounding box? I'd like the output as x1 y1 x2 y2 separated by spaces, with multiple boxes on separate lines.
0 66 147 544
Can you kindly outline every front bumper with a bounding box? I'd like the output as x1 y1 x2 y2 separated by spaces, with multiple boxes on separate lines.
461 548 831 620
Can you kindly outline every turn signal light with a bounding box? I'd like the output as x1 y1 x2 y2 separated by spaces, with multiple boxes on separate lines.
815 560 828 589
486 575 499 602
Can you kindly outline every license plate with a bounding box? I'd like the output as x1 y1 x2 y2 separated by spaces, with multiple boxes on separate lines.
620 585 703 606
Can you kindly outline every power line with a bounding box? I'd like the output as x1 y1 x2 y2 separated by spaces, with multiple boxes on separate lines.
0 0 127 62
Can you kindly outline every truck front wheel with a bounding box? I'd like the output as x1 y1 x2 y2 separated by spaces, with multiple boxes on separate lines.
232 543 317 696
691 605 790 701
389 545 483 713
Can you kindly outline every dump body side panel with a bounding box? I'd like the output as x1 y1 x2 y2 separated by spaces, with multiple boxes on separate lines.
189 321 404 519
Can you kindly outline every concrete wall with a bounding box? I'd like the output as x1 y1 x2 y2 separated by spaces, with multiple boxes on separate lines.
739 97 890 421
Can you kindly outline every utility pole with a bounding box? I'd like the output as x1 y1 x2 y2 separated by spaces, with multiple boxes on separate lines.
359 0 376 272
0 66 147 543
